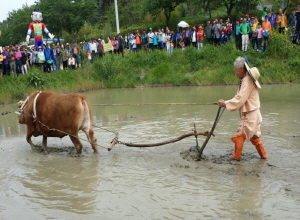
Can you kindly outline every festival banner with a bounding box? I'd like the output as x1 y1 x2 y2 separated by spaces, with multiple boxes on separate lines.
103 43 113 52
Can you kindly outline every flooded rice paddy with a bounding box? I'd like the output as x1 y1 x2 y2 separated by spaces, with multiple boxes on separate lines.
0 85 299 219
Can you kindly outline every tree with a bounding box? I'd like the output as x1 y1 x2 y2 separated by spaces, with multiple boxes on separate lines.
37 0 97 42
143 0 185 25
0 4 35 45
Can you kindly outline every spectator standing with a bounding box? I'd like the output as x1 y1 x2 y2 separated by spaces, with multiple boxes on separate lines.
191 26 197 47
153 31 159 49
132 36 137 52
112 37 118 54
197 25 204 50
2 46 9 76
226 20 233 43
141 30 148 52
135 30 141 51
86 49 92 62
128 33 134 52
268 9 277 29
161 29 166 49
44 44 52 73
117 33 125 58
51 43 59 72
15 46 22 75
89 39 97 62
291 26 299 44
20 48 28 74
262 7 268 21
68 55 75 69
8 46 16 76
61 43 70 70
171 30 176 48
37 46 46 71
212 20 221 45
205 21 212 44
276 9 287 33
184 26 191 46
0 51 3 78
296 5 300 34
166 31 171 53
175 27 182 48
83 41 89 53
31 46 38 67
55 42 62 69
251 18 258 50
70 42 80 67
288 9 296 28
239 18 250 52
219 31 227 45
97 39 104 58
262 15 271 51
256 23 263 51
148 28 154 50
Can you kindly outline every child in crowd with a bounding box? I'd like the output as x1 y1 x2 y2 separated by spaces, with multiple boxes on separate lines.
256 24 263 51
68 55 75 69
86 49 92 62
180 38 185 50
219 31 227 45
170 43 174 53
291 26 299 44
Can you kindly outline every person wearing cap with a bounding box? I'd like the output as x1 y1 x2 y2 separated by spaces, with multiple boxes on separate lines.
61 43 70 70
239 18 250 52
204 21 212 44
268 9 277 28
218 57 268 160
147 28 154 50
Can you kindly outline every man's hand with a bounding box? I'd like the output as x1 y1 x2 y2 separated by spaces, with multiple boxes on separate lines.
218 99 226 107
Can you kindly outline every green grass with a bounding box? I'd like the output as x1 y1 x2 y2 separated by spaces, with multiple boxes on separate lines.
1 31 299 104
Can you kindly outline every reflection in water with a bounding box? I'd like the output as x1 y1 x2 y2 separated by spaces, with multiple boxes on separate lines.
0 85 299 219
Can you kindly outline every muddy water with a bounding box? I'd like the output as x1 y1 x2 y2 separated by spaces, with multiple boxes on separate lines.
0 85 299 219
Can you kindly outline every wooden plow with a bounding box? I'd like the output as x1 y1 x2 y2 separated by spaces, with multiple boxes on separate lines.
96 106 225 158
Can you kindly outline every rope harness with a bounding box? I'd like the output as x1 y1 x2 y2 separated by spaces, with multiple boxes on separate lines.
16 94 224 154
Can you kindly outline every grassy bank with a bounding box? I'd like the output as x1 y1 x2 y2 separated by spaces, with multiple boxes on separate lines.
1 33 299 105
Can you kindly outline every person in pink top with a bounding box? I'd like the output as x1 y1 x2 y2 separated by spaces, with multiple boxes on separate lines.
112 37 118 54
218 57 268 159
256 23 263 51
14 45 22 75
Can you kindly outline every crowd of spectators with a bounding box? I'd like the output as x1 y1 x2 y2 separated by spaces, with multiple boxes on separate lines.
0 6 299 78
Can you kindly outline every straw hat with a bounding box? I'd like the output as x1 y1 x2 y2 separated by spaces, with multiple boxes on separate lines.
245 62 261 88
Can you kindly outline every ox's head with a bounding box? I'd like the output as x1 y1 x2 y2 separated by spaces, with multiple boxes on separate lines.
16 100 26 124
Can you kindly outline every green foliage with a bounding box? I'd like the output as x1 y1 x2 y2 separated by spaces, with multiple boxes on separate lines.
28 71 45 89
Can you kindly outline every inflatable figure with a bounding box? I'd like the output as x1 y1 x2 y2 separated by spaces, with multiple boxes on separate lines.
26 9 54 49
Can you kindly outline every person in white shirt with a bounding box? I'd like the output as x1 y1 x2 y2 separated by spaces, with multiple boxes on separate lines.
89 39 97 61
68 55 75 69
147 28 155 50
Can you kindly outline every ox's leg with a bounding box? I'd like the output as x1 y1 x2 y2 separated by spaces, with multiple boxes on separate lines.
26 128 35 150
83 128 98 153
42 135 48 154
69 135 83 154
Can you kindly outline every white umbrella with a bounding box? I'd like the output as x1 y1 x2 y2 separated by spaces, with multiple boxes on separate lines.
177 21 189 28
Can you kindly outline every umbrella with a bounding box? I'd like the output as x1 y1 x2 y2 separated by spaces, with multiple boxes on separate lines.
177 21 189 28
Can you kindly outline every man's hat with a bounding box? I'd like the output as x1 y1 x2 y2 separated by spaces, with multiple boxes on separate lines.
245 62 261 88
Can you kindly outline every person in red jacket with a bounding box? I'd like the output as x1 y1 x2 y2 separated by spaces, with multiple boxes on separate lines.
197 26 204 50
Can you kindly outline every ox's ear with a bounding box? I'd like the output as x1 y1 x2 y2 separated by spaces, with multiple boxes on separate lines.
17 100 24 108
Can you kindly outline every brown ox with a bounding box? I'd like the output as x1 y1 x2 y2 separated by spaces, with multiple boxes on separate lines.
17 91 98 154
